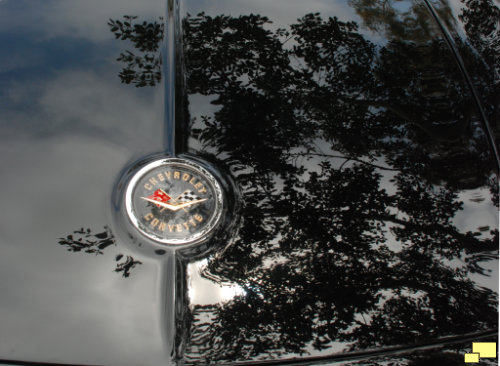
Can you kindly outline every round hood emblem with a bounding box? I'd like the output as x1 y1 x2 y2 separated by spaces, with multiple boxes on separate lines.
125 158 223 245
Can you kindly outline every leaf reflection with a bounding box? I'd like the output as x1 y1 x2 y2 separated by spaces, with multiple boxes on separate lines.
106 2 499 362
180 10 498 364
58 227 142 278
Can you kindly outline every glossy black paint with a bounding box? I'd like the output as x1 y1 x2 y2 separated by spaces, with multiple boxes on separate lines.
0 1 169 365
0 0 498 365
178 0 499 363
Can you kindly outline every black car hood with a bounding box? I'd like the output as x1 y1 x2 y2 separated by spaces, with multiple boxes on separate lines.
0 0 498 365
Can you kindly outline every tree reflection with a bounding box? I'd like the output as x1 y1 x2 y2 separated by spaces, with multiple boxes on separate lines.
108 16 163 87
458 0 500 151
459 0 500 82
58 227 142 278
180 11 498 363
348 0 456 41
107 6 498 363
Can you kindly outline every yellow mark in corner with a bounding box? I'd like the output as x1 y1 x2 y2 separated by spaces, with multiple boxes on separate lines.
464 342 497 363
472 342 497 358
464 353 479 363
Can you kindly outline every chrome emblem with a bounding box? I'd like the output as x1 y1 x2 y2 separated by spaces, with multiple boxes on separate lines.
125 158 223 245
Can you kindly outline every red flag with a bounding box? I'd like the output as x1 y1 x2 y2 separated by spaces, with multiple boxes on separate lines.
148 189 171 208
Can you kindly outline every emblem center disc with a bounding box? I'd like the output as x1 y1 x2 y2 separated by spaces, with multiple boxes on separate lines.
125 158 223 245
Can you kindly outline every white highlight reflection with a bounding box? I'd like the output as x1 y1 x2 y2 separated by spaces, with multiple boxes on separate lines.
187 259 246 306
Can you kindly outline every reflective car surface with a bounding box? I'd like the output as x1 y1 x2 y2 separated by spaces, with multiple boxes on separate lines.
0 0 498 365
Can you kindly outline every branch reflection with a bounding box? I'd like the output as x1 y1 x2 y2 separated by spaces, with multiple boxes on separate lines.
58 227 142 278
180 10 498 364
109 15 164 87
106 3 498 362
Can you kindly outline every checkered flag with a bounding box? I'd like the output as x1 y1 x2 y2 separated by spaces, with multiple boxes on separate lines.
174 190 200 203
